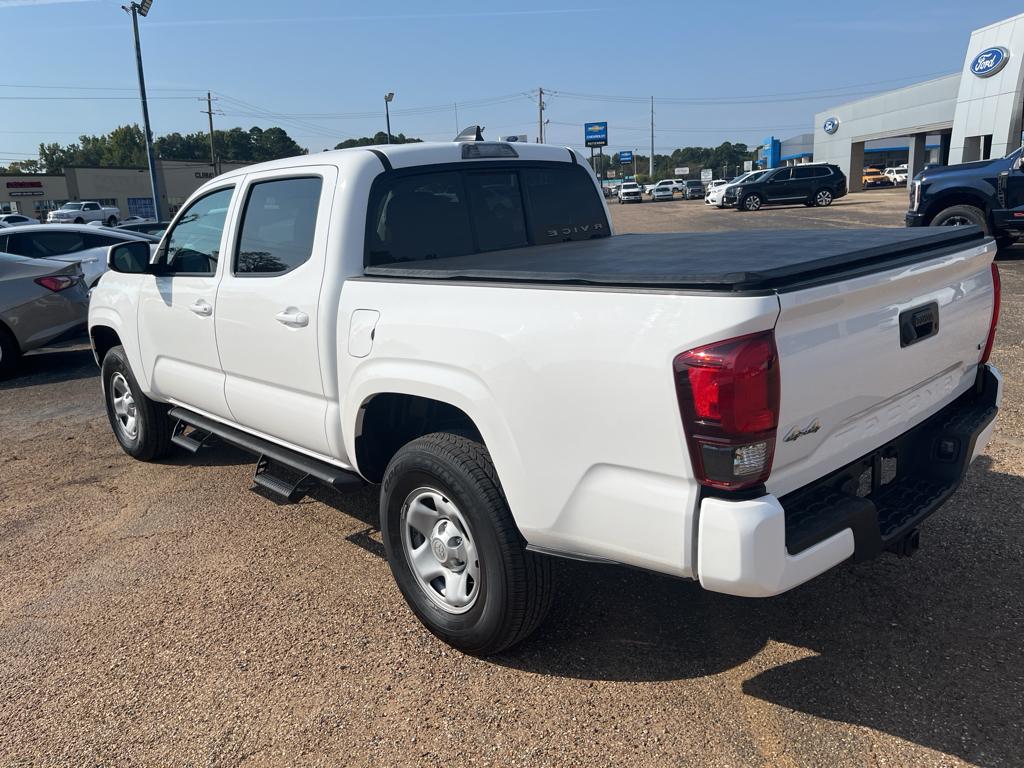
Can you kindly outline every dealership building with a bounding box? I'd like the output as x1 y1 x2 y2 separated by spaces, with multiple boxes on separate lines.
0 159 248 221
760 12 1024 191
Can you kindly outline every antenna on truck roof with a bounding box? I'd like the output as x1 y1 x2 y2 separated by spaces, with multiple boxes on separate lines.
454 125 485 142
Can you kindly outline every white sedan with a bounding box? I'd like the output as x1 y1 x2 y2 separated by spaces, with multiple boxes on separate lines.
651 185 674 201
0 223 157 287
705 170 767 208
0 213 36 227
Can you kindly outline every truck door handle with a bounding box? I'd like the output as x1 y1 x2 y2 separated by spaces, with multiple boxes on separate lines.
189 299 213 317
275 309 309 327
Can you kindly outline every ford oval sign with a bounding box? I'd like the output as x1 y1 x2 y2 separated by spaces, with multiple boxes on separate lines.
970 47 1009 78
823 116 840 135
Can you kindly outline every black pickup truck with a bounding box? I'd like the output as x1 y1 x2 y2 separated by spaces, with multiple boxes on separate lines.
906 146 1024 248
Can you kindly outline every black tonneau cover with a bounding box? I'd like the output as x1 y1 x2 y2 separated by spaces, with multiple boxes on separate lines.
364 226 987 292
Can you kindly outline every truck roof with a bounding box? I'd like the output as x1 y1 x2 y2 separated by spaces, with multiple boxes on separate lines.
215 141 581 180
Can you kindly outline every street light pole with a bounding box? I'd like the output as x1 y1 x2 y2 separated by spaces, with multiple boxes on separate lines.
384 92 394 144
123 1 162 220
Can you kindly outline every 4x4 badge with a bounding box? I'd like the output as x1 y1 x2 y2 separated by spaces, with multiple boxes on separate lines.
784 419 821 442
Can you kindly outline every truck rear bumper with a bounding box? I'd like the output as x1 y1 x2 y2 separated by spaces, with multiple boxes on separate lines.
697 365 1001 597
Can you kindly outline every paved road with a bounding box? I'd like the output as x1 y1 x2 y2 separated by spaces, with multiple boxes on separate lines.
1 189 1021 767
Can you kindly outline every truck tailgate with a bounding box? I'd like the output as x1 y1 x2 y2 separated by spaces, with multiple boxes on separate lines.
769 236 997 498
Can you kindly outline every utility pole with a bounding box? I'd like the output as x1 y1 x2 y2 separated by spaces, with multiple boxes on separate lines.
454 102 459 135
124 1 163 220
649 96 655 179
537 87 545 143
202 91 217 175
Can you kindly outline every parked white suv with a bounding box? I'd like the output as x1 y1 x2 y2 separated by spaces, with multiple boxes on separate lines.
48 201 120 226
884 167 908 185
89 137 1002 654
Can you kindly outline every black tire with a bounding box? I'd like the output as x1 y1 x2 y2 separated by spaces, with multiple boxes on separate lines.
995 235 1016 251
74 217 84 224
101 345 172 461
106 216 117 227
813 188 834 207
0 323 21 378
739 193 763 211
930 204 988 233
380 432 553 655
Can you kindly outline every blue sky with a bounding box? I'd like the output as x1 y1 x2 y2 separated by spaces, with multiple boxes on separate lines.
1 0 1022 163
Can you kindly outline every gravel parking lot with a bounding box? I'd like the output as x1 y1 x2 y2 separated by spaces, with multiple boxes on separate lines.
2 187 1022 767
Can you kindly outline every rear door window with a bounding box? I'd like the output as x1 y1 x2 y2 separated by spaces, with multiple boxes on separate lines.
366 164 608 266
234 177 323 275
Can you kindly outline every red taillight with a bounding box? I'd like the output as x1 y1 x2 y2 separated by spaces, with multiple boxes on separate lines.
980 262 1000 364
674 330 780 491
34 275 76 292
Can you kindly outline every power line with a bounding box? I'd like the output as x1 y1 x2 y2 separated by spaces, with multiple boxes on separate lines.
542 71 955 105
0 95 200 101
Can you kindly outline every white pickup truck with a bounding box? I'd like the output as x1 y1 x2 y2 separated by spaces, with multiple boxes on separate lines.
88 135 1002 655
48 200 120 226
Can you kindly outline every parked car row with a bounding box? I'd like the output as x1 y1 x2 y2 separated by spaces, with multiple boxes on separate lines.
611 178 714 203
0 220 166 376
863 164 909 188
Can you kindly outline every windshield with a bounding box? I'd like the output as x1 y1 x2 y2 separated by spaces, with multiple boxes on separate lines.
60 203 84 210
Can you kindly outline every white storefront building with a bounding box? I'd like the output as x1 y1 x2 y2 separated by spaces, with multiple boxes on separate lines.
813 12 1024 191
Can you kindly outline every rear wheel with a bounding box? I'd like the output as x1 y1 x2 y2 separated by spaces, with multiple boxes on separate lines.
814 188 834 207
380 432 553 655
106 216 117 227
930 204 987 232
0 323 21 378
101 345 172 460
739 193 763 211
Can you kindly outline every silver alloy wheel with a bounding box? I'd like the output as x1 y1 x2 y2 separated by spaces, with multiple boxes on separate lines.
110 371 139 439
400 487 480 614
940 215 973 226
745 195 762 211
816 190 833 206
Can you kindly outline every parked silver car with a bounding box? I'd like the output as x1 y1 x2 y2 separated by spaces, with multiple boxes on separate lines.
0 253 89 376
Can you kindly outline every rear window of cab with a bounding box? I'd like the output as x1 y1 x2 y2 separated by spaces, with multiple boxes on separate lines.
365 163 610 267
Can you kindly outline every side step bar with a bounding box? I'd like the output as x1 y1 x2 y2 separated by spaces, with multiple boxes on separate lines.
168 407 365 498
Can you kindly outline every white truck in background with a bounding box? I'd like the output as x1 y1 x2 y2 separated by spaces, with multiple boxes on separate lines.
48 201 120 226
89 135 1002 655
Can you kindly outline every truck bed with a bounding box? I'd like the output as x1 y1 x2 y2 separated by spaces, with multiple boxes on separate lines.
364 226 986 293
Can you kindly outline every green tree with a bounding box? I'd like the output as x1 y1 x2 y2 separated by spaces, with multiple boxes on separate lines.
334 132 422 149
1 159 42 174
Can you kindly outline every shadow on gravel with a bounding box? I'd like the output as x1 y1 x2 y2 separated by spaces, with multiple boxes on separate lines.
0 346 97 390
496 455 1023 766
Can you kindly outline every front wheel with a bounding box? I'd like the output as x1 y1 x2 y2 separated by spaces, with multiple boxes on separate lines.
101 345 172 460
380 432 553 655
739 193 763 211
74 217 84 224
930 204 988 233
814 188 834 207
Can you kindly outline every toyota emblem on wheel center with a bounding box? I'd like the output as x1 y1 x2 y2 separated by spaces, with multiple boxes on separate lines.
823 116 840 135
